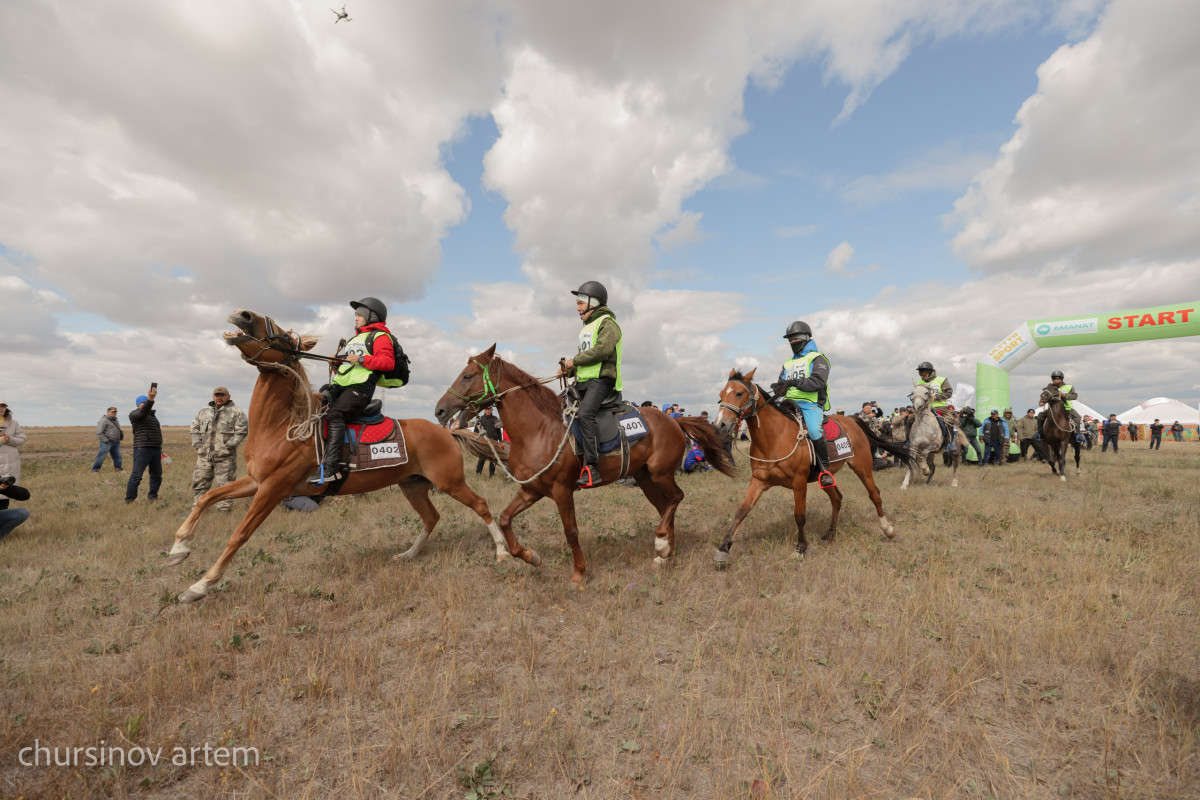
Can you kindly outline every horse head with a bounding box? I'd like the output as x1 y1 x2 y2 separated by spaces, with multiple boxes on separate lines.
909 382 931 414
224 309 316 369
434 344 499 426
1039 387 1061 406
714 367 760 437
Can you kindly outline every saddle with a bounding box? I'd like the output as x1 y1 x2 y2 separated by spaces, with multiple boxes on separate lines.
933 410 958 453
563 385 649 481
313 398 408 495
803 418 855 484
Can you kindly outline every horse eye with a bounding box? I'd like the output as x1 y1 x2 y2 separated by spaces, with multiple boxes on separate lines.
462 373 474 382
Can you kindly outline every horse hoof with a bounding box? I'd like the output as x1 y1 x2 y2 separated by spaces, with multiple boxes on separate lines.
884 525 896 539
653 556 668 567
951 480 959 488
494 551 512 563
713 549 730 564
392 549 418 562
791 550 805 560
526 548 542 568
177 587 206 604
164 550 190 567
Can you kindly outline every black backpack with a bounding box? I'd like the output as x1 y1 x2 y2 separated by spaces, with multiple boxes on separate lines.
366 331 411 388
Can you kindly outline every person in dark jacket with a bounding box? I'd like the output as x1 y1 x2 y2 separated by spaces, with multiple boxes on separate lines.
126 388 163 503
980 410 1007 466
474 407 502 478
1170 421 1184 442
92 406 123 472
1125 420 1139 442
1149 419 1164 450
958 407 982 463
0 475 30 541
1101 414 1121 453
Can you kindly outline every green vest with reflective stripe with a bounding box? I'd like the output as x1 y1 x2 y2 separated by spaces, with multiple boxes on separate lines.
332 331 378 388
576 316 622 390
782 351 831 410
1058 384 1074 411
917 375 948 408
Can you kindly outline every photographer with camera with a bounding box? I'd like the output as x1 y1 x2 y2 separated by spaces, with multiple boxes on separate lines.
0 475 30 541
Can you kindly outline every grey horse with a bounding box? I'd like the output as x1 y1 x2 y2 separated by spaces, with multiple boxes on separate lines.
900 383 967 489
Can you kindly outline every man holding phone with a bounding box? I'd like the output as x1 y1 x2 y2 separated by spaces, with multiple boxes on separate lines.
125 384 163 503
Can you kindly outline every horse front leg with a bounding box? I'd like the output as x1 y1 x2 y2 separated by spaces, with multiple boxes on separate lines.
177 479 290 603
496 487 546 567
791 476 810 557
714 477 769 564
549 485 587 585
166 475 259 567
821 478 843 542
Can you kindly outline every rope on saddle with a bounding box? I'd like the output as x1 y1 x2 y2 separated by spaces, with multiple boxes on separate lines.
485 398 579 486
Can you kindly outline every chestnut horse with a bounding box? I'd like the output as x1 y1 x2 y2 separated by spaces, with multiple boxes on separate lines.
1038 386 1081 482
434 345 736 584
711 369 914 561
165 310 539 603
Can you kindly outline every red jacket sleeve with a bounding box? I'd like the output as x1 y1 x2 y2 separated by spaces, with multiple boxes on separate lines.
362 332 396 372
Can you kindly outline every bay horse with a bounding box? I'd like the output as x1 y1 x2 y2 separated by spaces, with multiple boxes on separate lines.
903 383 968 489
1038 387 1081 482
165 310 539 603
433 345 736 584
711 369 913 562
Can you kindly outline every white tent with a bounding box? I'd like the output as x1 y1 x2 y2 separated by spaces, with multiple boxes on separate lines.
1117 397 1200 424
1071 399 1105 422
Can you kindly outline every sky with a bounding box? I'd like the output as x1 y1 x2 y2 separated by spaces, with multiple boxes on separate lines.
2 0 1199 427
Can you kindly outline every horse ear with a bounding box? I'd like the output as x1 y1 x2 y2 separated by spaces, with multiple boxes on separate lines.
483 343 497 359
296 334 318 352
727 368 736 379
745 367 758 381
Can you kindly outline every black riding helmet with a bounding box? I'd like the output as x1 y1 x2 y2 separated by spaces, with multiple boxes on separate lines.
1050 370 1065 380
570 281 608 307
916 361 934 374
351 297 388 325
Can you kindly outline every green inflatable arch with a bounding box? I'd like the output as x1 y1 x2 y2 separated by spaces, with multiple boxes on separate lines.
975 301 1200 419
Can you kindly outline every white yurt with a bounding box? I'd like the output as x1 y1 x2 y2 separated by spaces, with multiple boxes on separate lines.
1117 397 1200 425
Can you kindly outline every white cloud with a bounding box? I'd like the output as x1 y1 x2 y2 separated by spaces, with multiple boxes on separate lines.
950 0 1200 274
825 241 855 276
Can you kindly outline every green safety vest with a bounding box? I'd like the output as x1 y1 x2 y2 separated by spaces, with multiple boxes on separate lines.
576 316 623 391
917 375 949 408
1057 384 1074 411
333 330 386 388
782 351 831 410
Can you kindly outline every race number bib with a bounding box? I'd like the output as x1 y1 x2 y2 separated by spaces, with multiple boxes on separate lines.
785 364 808 381
578 331 593 352
834 437 852 456
369 441 401 459
619 416 647 437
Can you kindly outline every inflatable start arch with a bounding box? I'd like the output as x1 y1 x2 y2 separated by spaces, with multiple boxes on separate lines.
976 302 1200 413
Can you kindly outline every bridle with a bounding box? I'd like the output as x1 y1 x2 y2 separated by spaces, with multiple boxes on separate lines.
230 315 343 374
1040 389 1073 433
718 375 763 426
443 356 564 417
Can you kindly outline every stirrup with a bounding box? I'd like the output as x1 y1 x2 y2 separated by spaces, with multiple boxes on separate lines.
576 465 597 488
307 464 342 486
818 470 836 488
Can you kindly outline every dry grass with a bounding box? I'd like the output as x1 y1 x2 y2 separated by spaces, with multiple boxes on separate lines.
1 428 1198 799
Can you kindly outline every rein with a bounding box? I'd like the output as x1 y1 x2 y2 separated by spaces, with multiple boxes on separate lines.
1041 392 1073 434
723 378 805 464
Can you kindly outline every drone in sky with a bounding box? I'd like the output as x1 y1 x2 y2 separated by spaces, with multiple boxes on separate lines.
331 5 351 23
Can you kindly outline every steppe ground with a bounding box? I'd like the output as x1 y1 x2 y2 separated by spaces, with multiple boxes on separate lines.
1 427 1197 799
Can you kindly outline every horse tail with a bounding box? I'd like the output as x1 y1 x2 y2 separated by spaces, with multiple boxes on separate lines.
676 417 738 478
450 430 509 466
851 416 918 471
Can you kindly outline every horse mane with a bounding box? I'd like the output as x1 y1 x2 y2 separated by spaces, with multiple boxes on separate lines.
729 370 773 403
492 356 563 419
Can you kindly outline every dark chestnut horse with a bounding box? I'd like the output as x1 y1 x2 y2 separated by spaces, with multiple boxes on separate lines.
711 369 914 561
1038 387 1081 482
434 345 736 584
165 310 539 602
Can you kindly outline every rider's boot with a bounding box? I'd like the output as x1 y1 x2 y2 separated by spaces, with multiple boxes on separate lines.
945 425 958 453
813 437 837 488
576 464 598 488
307 417 347 485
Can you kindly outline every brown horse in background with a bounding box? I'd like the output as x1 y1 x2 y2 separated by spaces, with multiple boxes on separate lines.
434 345 736 584
711 369 914 561
165 310 538 603
1038 387 1081 482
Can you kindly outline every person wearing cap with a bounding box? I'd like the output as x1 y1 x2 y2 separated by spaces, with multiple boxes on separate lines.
92 406 124 472
980 409 1007 466
1037 370 1082 439
126 387 163 503
559 280 622 488
1101 414 1122 453
1015 408 1041 461
0 401 27 484
309 297 397 485
771 320 836 488
189 387 249 512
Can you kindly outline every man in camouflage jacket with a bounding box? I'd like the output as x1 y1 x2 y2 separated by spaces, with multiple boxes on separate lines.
189 387 249 512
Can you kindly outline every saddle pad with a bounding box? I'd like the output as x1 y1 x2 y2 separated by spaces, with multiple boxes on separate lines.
570 403 649 454
341 418 408 470
824 419 854 464
321 414 394 443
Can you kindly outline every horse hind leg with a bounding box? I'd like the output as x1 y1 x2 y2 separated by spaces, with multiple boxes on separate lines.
393 477 444 562
820 482 843 542
636 467 684 565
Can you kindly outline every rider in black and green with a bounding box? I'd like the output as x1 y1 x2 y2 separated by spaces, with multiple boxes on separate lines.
1037 370 1081 438
561 280 622 488
307 297 399 485
771 321 836 488
915 361 958 452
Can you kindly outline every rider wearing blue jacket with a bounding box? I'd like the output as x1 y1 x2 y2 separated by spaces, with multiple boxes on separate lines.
771 320 836 488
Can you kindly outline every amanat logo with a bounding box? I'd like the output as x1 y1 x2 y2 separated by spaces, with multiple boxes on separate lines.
1107 308 1194 330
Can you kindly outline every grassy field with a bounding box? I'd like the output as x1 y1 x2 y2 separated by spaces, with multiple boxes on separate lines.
1 427 1198 799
